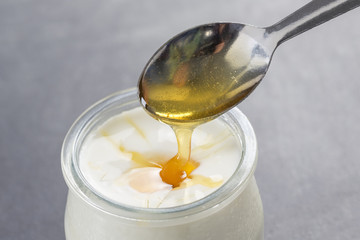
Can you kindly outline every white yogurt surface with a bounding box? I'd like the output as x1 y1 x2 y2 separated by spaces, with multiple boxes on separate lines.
79 107 241 208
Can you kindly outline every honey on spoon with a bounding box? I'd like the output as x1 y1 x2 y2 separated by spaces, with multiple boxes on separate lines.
138 0 360 187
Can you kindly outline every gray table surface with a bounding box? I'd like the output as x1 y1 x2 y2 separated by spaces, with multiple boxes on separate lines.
1 0 359 239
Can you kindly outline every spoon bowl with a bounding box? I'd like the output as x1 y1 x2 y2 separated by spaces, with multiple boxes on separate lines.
139 23 271 123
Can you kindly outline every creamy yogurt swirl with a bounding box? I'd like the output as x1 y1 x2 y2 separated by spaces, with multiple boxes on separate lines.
79 107 241 208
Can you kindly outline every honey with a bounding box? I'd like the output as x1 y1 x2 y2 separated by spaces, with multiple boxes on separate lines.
100 127 221 191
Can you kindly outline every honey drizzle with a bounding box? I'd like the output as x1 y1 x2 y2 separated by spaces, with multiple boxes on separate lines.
124 116 148 142
99 128 222 191
177 175 224 189
100 130 161 168
159 126 195 187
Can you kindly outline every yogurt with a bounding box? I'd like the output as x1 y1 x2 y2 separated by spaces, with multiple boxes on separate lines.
79 107 241 208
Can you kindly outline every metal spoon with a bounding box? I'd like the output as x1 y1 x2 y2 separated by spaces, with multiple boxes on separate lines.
139 0 359 124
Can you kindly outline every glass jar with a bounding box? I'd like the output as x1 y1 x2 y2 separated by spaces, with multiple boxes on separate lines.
61 88 263 240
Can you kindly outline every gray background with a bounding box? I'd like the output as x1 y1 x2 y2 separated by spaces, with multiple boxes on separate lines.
1 0 359 239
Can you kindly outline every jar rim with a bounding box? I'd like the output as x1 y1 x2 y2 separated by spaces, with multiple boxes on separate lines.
61 88 258 225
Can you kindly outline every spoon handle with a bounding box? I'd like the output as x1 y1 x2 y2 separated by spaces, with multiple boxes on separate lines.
265 0 360 47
